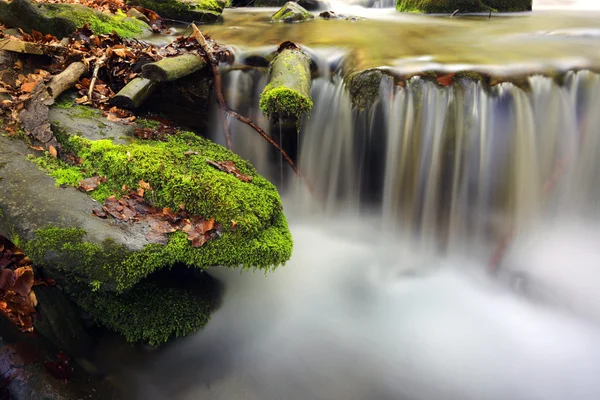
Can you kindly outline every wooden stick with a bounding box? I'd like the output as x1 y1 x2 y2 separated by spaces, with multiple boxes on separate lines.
191 24 232 149
191 24 318 199
141 54 207 82
88 56 106 102
110 77 156 109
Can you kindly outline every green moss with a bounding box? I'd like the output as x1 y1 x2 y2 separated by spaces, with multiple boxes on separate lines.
35 131 283 233
126 0 223 22
271 2 313 22
25 211 291 292
71 105 102 119
136 118 162 129
54 94 76 109
259 49 313 118
259 87 313 117
74 280 217 346
395 0 531 13
43 4 148 37
27 129 293 292
347 68 393 109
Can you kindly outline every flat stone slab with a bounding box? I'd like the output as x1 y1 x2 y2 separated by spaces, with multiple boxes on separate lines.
0 135 150 251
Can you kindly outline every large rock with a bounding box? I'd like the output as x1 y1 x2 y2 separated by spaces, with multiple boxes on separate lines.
271 2 313 23
396 0 532 13
0 0 149 38
127 0 225 23
0 116 293 345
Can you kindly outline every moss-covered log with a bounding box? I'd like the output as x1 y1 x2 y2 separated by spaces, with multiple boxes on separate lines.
110 77 156 109
127 0 225 23
0 0 149 38
142 54 208 82
259 47 313 118
271 2 314 23
396 0 532 13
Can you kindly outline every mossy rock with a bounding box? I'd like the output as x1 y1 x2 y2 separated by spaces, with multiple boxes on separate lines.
74 278 219 346
346 68 394 110
259 48 313 118
0 0 149 38
126 0 225 23
395 0 532 13
24 130 292 292
271 1 314 22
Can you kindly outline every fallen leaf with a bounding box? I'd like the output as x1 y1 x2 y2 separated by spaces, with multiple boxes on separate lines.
48 145 57 158
206 159 253 182
78 176 106 192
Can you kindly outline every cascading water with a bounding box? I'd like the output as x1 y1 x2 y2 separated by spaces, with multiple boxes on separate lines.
115 58 600 399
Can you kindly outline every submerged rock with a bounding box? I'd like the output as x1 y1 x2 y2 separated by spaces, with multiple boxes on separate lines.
126 0 225 23
0 0 149 38
0 116 292 344
396 0 532 13
346 68 393 109
271 2 314 23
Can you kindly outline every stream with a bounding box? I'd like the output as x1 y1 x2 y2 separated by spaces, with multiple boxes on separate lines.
107 1 600 399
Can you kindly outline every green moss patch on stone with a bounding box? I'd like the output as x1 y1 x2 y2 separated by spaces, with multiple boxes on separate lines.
0 0 148 38
271 2 313 23
347 68 394 110
74 280 217 346
395 0 531 13
126 0 224 23
259 49 313 118
28 129 292 292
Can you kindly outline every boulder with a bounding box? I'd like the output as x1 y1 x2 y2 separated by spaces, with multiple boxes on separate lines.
396 0 532 13
0 0 149 38
0 115 292 344
271 1 313 22
126 0 225 23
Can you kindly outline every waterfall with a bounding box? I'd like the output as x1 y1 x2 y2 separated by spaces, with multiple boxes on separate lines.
213 68 600 254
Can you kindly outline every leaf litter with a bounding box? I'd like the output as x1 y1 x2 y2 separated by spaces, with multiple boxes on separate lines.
91 182 222 247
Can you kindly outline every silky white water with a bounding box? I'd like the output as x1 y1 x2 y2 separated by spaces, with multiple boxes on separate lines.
111 66 600 399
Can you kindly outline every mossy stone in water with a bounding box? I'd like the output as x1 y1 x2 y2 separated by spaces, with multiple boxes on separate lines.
27 130 293 292
395 0 531 13
74 280 218 346
126 0 225 23
0 0 149 38
271 2 314 23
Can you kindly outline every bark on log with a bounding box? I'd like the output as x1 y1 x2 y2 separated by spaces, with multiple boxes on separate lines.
47 62 87 99
141 54 207 82
259 45 313 118
109 77 156 109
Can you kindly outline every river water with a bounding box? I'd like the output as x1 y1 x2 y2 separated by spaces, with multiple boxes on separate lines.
114 2 600 399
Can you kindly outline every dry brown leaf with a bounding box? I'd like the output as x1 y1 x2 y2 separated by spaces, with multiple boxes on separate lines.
48 145 58 158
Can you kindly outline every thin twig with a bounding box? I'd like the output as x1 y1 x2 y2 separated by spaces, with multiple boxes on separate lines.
191 24 233 149
191 24 318 199
88 55 107 102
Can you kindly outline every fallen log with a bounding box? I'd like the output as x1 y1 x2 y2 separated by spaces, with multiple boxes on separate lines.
259 42 313 119
141 54 207 82
109 77 157 109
